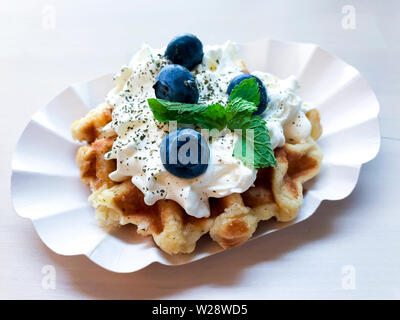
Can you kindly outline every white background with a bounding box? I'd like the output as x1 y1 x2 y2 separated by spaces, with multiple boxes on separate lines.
1 0 399 299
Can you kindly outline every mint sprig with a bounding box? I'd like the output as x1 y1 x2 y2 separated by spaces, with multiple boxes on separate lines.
147 78 276 168
147 99 227 131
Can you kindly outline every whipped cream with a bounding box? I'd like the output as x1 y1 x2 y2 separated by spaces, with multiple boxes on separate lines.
252 72 312 149
103 41 313 218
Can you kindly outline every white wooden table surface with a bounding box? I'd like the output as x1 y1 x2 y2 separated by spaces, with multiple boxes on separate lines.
1 0 399 299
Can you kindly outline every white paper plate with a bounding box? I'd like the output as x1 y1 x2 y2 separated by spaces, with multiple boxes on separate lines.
11 39 380 273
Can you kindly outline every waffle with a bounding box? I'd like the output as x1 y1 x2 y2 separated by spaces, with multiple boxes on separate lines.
72 103 323 254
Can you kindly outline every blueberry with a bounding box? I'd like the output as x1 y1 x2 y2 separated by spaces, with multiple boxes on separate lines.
160 128 209 179
153 64 199 104
165 34 204 70
227 73 269 115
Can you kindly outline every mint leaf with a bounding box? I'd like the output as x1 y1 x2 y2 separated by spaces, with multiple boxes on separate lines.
147 98 226 130
226 97 257 129
229 77 260 106
147 98 207 121
227 78 276 168
233 116 276 169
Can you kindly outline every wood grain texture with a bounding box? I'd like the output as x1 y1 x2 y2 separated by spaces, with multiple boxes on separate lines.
1 0 399 299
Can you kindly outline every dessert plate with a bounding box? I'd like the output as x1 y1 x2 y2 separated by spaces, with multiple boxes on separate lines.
11 39 380 273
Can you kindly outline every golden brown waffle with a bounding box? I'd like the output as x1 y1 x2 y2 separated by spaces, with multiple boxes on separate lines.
72 103 323 254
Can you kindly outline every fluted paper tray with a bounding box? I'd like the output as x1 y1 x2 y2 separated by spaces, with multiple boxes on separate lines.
11 39 380 272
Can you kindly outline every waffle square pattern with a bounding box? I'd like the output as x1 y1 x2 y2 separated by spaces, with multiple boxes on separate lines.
72 103 322 254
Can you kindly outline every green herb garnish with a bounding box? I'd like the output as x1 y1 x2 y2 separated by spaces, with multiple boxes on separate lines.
147 99 227 131
147 78 276 168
